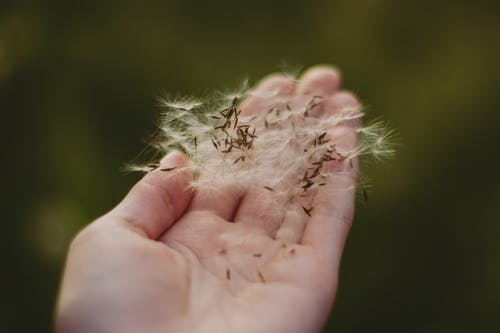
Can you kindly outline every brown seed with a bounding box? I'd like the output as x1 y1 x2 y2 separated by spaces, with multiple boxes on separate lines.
211 139 219 150
218 248 227 255
226 268 231 280
263 186 274 192
289 248 296 255
310 165 321 178
322 154 335 161
253 253 262 258
160 167 176 172
147 162 160 170
258 271 266 283
233 155 245 164
302 180 314 189
227 107 235 119
303 206 313 216
222 146 232 153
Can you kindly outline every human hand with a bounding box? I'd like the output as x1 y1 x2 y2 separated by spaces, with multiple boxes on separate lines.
55 66 360 333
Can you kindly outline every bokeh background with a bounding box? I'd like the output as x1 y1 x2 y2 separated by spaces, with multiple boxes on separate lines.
2 0 499 332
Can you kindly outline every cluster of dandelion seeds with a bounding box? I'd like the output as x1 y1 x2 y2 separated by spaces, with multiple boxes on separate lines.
130 80 395 216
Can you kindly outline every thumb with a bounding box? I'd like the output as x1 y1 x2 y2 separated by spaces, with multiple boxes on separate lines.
108 151 193 239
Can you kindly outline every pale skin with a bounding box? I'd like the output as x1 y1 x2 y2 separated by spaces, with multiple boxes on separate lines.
56 66 360 333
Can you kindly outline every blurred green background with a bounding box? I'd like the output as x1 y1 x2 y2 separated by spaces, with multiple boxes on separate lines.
2 0 499 332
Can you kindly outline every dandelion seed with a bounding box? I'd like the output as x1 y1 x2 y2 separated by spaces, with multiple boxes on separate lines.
231 96 238 107
227 107 235 119
233 155 245 164
302 180 314 189
310 165 321 178
147 162 160 170
303 206 313 216
322 154 335 162
129 71 395 214
211 139 219 150
304 96 322 116
159 97 203 111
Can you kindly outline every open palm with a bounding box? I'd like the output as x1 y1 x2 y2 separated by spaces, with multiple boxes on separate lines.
56 66 359 333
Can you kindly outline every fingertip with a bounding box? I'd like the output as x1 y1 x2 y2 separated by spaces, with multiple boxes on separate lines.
330 91 360 109
110 151 194 239
253 73 295 96
240 74 295 116
157 151 193 187
160 150 190 168
330 126 358 154
298 65 342 95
